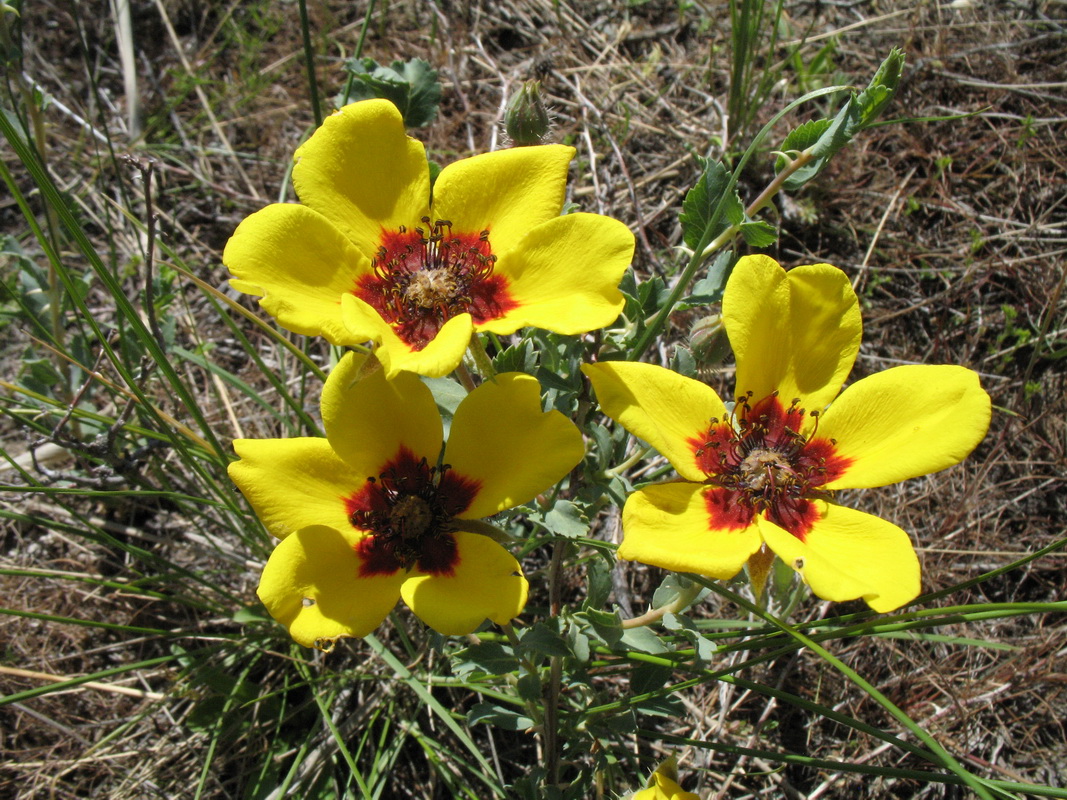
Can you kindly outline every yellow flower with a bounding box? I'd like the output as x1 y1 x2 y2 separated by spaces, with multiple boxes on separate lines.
583 255 991 612
229 352 584 646
632 757 701 800
224 99 635 378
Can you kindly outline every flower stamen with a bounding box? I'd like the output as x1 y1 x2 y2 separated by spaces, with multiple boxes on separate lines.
355 219 517 350
346 448 478 575
692 393 851 539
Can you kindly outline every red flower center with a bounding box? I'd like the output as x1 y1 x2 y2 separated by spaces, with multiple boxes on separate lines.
689 392 852 540
354 218 518 351
345 447 481 576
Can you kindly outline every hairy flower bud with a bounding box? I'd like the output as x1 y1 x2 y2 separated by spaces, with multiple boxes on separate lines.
689 312 731 367
505 80 551 146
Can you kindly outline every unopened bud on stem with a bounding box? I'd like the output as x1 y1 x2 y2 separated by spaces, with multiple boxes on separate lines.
689 313 731 367
505 80 551 146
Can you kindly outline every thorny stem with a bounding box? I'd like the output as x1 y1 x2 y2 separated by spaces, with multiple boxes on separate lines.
627 149 816 362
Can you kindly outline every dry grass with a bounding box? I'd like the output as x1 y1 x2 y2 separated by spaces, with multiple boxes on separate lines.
2 0 1065 797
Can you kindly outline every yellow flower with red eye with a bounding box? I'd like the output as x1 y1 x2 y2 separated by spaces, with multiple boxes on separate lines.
223 98 635 378
229 352 584 647
584 255 991 612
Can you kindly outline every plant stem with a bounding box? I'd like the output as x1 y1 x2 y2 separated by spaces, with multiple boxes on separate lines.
627 148 816 362
543 540 566 787
297 0 322 126
341 0 377 104
467 332 497 378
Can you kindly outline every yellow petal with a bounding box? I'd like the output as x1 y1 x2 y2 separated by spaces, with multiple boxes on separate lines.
257 525 406 647
724 255 861 414
339 292 393 344
321 351 443 473
400 531 528 635
339 295 474 379
582 362 727 482
618 483 762 580
376 313 475 379
432 145 575 255
223 203 369 344
633 771 701 800
292 100 430 259
444 373 584 519
229 438 359 539
817 365 991 489
758 501 920 612
479 213 634 336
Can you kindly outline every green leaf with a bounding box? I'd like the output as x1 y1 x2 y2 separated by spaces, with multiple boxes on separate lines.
585 556 613 610
492 337 536 374
652 574 695 609
739 218 778 247
536 365 580 394
452 640 519 677
519 622 572 658
679 158 744 250
778 99 861 191
671 346 697 379
423 375 466 432
539 499 588 539
663 612 717 663
340 57 442 128
619 624 669 654
776 49 905 192
576 607 623 648
232 604 270 624
468 702 535 731
586 421 617 471
856 47 905 125
679 249 735 308
631 662 685 717
566 623 591 662
636 274 669 315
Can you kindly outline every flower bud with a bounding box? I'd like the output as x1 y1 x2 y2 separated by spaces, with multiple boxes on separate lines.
689 312 731 367
505 80 551 146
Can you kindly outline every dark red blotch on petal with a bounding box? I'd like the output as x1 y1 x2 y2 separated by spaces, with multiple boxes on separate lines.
354 224 518 350
690 394 854 542
344 447 481 577
703 486 756 531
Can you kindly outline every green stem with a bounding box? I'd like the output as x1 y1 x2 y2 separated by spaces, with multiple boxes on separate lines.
543 541 566 787
700 580 998 800
467 332 497 379
620 579 704 629
627 148 815 362
626 83 851 362
341 0 376 104
297 0 322 125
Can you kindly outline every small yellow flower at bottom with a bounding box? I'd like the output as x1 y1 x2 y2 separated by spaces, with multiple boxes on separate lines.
229 352 584 647
631 757 701 800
